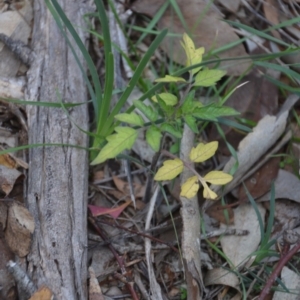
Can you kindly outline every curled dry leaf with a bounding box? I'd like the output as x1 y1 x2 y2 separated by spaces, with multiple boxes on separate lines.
132 0 251 76
88 266 104 300
0 154 18 169
0 0 33 77
5 202 35 257
0 165 24 196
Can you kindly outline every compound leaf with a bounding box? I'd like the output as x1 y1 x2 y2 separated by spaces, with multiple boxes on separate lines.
204 171 233 185
189 141 218 163
91 127 138 165
180 176 199 199
154 158 183 181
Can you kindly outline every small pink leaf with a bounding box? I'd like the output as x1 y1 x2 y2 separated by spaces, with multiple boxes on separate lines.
88 200 131 219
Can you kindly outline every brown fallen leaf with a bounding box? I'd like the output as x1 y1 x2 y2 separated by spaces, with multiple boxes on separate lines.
217 0 240 13
238 156 281 201
132 0 251 76
205 201 234 225
0 154 17 169
5 202 35 257
0 165 24 196
28 286 53 300
209 65 278 155
263 0 281 40
220 204 266 268
113 176 145 198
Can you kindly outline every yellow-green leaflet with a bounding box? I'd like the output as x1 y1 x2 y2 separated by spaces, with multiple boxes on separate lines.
181 33 204 75
189 141 218 163
91 127 138 165
151 93 178 106
155 75 186 83
154 158 184 181
114 112 144 126
194 69 227 87
203 186 218 200
203 171 233 185
180 176 199 199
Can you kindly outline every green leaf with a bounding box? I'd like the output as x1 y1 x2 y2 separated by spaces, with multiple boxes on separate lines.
91 127 138 165
182 91 197 114
151 93 178 106
180 176 199 199
114 113 144 126
184 115 198 134
133 100 158 122
189 141 218 163
161 123 182 138
194 69 226 87
146 126 162 152
155 95 175 117
155 75 186 83
154 158 184 181
192 104 239 121
204 171 233 185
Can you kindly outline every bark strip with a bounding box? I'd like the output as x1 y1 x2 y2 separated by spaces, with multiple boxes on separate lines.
25 0 90 299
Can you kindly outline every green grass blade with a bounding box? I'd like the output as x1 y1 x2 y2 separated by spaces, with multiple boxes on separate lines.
263 183 276 247
225 20 292 48
0 97 85 107
255 61 300 83
47 0 102 117
264 75 300 94
169 0 188 32
94 0 114 129
98 29 168 137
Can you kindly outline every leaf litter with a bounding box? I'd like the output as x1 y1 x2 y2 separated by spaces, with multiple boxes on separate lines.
1 0 300 299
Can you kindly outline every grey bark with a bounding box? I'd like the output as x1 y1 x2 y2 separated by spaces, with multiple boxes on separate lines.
25 0 90 299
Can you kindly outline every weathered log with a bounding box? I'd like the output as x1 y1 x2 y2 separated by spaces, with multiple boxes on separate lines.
25 0 90 299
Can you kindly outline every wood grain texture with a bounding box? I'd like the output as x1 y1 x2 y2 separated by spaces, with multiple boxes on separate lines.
25 0 90 299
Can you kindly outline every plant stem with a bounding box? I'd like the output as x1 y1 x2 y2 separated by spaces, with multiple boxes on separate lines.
258 241 300 300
